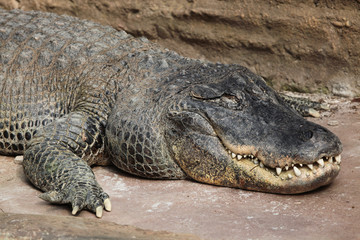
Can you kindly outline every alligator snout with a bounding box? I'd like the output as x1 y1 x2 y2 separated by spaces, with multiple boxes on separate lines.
306 125 343 156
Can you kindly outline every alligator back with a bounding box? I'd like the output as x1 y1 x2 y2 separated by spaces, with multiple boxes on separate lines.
0 9 142 155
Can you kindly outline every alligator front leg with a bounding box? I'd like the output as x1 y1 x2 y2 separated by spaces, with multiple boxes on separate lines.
23 112 111 217
279 93 330 117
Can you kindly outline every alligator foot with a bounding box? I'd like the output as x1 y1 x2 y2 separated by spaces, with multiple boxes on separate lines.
39 183 111 218
279 93 330 117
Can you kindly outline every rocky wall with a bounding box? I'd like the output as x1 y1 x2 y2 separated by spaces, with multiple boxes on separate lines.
1 0 359 96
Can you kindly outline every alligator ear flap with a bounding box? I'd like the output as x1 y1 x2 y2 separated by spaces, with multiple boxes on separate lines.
190 85 225 100
167 110 216 137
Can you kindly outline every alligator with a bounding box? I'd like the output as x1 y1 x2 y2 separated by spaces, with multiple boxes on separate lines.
0 9 342 218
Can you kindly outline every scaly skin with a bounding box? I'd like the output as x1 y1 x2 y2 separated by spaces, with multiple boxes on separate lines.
0 9 342 217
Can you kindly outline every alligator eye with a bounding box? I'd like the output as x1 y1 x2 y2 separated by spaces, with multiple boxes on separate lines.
218 94 244 110
220 94 239 107
190 85 223 99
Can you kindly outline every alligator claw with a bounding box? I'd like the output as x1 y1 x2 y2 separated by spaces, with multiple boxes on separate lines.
39 190 65 203
104 198 112 212
72 206 79 215
38 182 109 217
308 108 321 118
96 206 103 218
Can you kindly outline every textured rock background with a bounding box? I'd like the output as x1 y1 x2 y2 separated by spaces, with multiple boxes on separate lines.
0 0 359 97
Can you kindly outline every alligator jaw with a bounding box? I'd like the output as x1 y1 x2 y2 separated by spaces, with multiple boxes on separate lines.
227 147 341 177
225 146 341 194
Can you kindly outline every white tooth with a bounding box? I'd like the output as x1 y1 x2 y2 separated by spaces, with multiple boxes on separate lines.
243 155 247 158
253 159 259 165
250 155 254 159
293 166 301 177
292 163 294 167
329 157 333 163
288 174 293 179
276 167 282 175
237 155 242 160
231 153 236 158
260 162 264 168
285 165 289 171
307 164 313 170
299 164 303 167
317 159 325 167
228 150 231 154
335 155 341 164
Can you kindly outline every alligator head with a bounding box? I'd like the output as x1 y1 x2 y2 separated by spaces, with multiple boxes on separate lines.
163 64 342 194
108 61 342 194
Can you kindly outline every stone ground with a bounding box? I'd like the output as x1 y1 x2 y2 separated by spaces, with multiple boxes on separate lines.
0 95 359 240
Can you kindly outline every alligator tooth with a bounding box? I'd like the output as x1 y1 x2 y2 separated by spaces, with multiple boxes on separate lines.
329 157 333 163
243 155 247 158
276 167 282 176
307 164 313 170
237 154 242 160
299 164 303 167
288 174 293 179
293 166 301 177
285 165 289 171
259 162 264 168
228 150 231 154
250 155 254 159
253 159 259 165
317 159 325 168
231 152 236 159
335 155 341 164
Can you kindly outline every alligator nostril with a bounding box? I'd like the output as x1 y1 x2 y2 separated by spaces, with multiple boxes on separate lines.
300 130 314 141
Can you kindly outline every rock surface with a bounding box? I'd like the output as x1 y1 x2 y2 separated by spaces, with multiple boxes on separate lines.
0 213 201 240
1 0 359 97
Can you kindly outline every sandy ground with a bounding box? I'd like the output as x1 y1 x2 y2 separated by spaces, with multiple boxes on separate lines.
0 94 359 240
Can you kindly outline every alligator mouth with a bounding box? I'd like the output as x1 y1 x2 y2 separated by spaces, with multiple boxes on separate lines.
225 147 341 181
